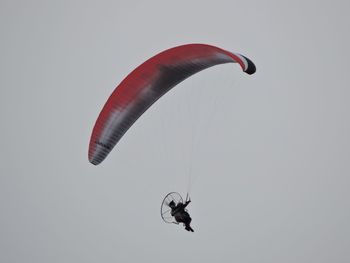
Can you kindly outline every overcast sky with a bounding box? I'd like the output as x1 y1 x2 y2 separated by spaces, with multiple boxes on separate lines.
1 0 350 262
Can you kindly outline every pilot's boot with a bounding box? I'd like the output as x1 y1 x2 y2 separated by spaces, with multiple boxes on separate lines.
185 224 194 232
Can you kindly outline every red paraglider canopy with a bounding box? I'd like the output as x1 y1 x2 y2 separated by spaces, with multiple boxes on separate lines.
89 43 256 165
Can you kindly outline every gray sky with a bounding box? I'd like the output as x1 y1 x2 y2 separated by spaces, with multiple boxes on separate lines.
1 0 350 262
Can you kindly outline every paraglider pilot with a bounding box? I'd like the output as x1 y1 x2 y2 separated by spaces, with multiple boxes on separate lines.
169 199 194 232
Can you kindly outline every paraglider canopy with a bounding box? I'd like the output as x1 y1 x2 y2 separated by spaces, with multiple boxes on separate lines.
88 44 256 165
